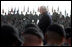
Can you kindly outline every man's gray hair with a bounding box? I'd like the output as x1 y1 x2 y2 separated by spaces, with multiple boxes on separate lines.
40 6 48 12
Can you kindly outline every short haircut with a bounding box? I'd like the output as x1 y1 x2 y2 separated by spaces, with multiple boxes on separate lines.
45 24 66 37
24 28 44 39
1 24 23 46
23 27 44 46
45 24 66 44
25 24 42 33
23 24 44 40
24 24 37 29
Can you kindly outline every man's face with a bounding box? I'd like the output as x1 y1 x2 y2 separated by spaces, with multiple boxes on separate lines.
23 34 43 46
39 6 46 14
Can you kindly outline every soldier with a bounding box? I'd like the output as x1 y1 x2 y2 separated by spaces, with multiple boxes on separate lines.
24 12 30 25
34 12 38 24
52 10 59 24
29 11 33 24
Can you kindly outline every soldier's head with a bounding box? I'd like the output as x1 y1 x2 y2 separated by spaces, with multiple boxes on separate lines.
23 24 44 46
45 24 66 46
54 9 56 13
26 12 27 14
1 24 23 46
35 12 36 14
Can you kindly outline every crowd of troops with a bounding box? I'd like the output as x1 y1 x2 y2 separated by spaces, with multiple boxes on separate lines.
1 11 71 33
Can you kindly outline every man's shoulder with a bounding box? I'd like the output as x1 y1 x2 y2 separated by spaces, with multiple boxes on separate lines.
43 13 51 19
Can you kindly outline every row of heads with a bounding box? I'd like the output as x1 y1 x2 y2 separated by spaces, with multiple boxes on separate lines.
1 23 71 46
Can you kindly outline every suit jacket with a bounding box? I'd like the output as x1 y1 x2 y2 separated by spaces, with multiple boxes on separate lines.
38 12 52 34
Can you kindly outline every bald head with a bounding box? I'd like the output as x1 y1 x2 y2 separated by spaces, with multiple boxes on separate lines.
39 6 47 14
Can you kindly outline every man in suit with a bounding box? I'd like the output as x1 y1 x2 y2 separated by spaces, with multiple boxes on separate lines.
38 6 52 35
38 6 52 45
